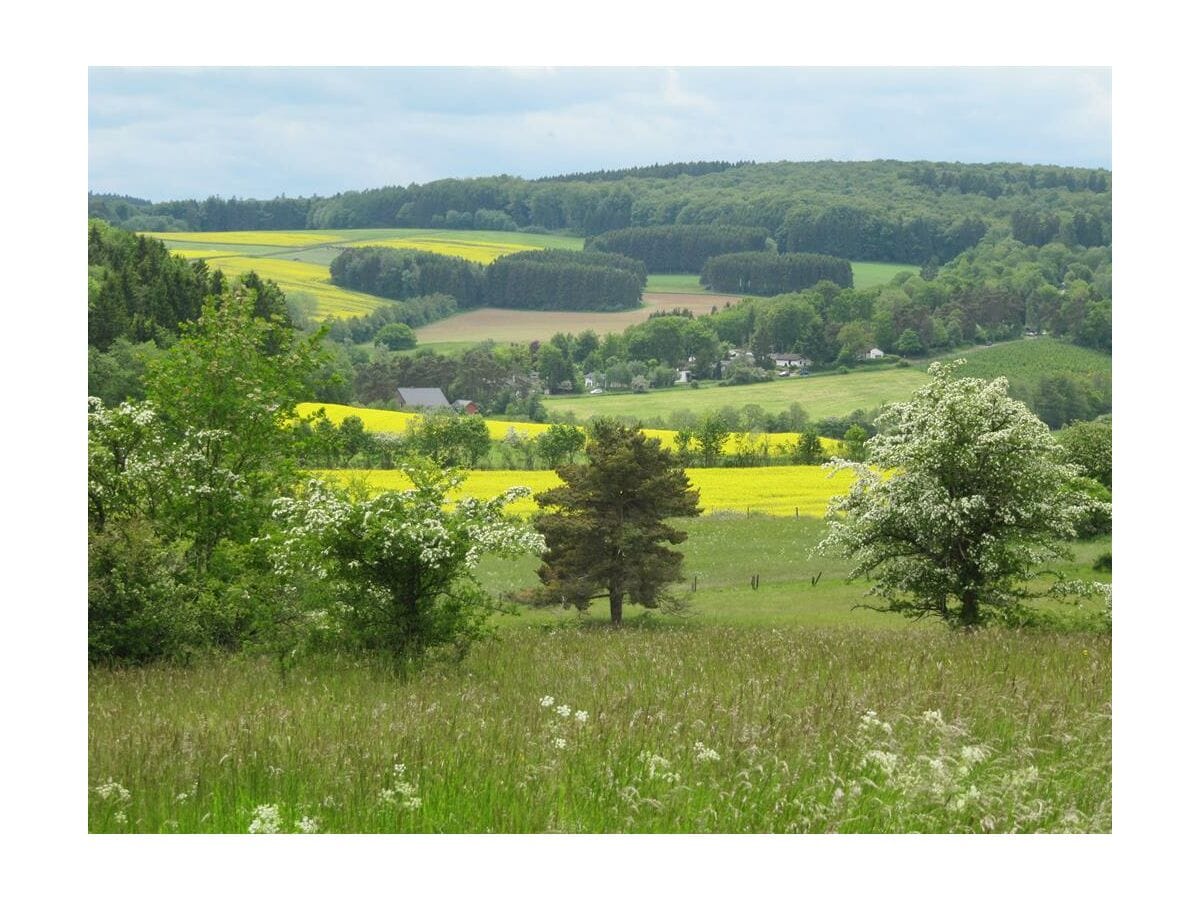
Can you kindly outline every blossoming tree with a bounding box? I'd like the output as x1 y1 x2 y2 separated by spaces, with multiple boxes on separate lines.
272 459 545 657
818 360 1103 627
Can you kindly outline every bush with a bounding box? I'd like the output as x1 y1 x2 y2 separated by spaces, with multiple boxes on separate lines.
88 519 201 664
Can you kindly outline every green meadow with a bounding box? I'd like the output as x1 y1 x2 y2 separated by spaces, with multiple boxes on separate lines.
89 516 1110 834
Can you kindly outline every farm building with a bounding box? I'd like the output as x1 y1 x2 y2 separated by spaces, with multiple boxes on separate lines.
453 399 480 415
866 347 885 359
396 387 451 410
767 353 812 370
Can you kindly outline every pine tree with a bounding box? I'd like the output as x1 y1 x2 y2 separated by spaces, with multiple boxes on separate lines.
532 420 701 625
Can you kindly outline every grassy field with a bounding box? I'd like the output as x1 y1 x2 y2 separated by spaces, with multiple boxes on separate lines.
540 339 1113 423
954 338 1112 383
850 261 919 289
88 627 1110 834
295 402 843 456
544 367 931 421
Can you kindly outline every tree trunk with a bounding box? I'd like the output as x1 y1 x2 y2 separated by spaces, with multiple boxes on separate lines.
960 590 980 628
609 585 623 626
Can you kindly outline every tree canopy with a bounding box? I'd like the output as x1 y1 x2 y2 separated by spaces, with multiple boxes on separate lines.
818 361 1102 627
532 420 701 625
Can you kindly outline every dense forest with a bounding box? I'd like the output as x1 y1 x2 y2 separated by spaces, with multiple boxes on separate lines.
87 159 1110 264
330 246 646 312
585 224 771 272
700 251 854 295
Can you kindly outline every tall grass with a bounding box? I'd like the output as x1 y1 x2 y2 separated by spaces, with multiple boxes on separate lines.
89 627 1110 833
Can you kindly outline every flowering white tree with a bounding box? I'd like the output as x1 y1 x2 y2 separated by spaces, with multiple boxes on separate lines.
818 361 1103 627
272 459 545 656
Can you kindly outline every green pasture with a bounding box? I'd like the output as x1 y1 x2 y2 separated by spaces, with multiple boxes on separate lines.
544 366 931 422
851 261 919 289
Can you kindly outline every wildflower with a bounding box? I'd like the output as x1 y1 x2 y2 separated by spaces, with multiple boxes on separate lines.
574 709 589 724
296 816 321 834
555 704 572 718
861 750 899 776
539 696 555 708
960 745 989 765
694 741 721 763
921 710 945 727
94 778 131 803
248 804 282 834
552 737 568 750
114 811 127 825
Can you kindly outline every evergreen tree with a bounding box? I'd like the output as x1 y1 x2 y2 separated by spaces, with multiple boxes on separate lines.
532 420 701 625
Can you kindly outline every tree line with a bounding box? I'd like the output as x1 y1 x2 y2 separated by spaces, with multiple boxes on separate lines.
700 251 853 295
585 224 771 273
87 159 1111 262
330 247 646 312
88 219 291 351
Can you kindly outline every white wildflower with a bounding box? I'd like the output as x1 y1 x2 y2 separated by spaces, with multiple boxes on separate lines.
296 816 321 834
960 745 989 765
693 741 721 763
861 750 899 776
552 737 568 750
248 804 282 834
574 709 589 724
94 778 131 804
921 709 945 727
539 696 555 708
555 704 572 718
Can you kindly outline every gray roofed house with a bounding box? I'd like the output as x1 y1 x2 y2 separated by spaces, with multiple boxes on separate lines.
396 387 451 409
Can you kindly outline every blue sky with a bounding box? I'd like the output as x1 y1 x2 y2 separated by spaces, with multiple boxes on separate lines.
88 67 1111 202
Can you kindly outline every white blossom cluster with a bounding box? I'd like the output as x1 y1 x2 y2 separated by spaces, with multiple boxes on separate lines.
378 762 422 810
248 804 283 834
818 360 1106 623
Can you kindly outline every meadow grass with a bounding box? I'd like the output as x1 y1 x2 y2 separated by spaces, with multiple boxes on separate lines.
851 260 919 289
543 367 932 421
89 625 1111 834
89 511 1111 834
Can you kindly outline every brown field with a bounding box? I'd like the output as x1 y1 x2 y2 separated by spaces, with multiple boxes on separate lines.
414 292 740 343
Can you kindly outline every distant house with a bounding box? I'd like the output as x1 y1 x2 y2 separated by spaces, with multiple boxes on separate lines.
675 369 691 384
768 353 812 370
453 399 480 415
396 387 451 410
584 372 601 390
866 347 885 359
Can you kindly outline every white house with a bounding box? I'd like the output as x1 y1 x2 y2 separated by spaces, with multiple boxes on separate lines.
867 347 885 359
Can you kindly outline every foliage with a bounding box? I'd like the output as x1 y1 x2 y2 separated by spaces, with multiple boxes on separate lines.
1057 417 1112 487
586 224 771 273
406 411 491 468
532 420 701 624
270 461 544 657
819 361 1105 627
701 251 853 294
535 423 586 468
374 322 417 351
142 288 325 565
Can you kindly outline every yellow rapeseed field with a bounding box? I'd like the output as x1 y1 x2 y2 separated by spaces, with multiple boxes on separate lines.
313 465 856 518
344 237 533 265
208 258 388 318
295 403 843 456
142 230 337 248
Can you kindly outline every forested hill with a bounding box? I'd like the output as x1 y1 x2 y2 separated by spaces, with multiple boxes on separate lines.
87 159 1111 264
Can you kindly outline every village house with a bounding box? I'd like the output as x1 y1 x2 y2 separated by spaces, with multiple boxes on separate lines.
767 352 812 371
453 399 480 415
396 387 451 410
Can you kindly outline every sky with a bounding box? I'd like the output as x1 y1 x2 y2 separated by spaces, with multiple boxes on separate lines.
88 67 1111 202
